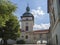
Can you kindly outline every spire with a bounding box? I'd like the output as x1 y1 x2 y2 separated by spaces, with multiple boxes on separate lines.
26 4 30 12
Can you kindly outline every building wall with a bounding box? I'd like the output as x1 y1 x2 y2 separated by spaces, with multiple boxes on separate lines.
48 0 60 45
20 16 34 43
19 31 48 44
51 22 60 45
53 0 59 20
51 0 60 45
21 21 34 32
20 32 34 43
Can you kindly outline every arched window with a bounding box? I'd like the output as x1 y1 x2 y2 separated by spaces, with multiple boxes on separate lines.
26 26 28 31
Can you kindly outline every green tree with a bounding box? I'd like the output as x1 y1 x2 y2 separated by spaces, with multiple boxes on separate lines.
0 0 20 45
3 15 20 45
0 0 16 27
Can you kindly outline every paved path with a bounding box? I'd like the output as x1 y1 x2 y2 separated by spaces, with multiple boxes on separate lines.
13 44 46 45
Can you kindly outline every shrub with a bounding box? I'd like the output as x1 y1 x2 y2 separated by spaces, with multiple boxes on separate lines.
16 40 25 44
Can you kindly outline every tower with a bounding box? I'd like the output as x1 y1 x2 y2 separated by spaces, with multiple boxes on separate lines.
20 5 34 43
21 5 34 32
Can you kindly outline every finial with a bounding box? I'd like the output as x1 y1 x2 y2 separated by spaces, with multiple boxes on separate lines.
26 3 30 12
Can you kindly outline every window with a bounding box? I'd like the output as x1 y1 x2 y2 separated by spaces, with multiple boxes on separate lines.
40 34 42 38
26 26 28 31
26 35 28 39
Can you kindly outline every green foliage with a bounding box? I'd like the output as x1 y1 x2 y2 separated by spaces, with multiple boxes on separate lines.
0 0 20 40
0 0 16 14
4 15 20 40
0 0 16 27
0 14 9 27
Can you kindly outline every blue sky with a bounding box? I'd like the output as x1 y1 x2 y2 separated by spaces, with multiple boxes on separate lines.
10 0 50 30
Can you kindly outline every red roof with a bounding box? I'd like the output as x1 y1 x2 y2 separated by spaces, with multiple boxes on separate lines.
20 29 49 34
33 29 49 34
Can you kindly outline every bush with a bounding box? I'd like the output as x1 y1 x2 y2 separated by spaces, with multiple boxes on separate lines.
16 40 25 44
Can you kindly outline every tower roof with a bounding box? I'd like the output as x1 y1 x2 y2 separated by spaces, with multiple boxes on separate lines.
21 5 34 17
26 5 30 12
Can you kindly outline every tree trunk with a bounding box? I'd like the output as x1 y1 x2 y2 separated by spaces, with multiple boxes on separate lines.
3 39 7 45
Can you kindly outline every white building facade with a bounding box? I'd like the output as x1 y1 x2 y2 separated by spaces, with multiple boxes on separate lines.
20 5 34 43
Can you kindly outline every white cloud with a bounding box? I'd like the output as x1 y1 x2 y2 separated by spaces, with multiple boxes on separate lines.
33 23 50 30
31 7 45 18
